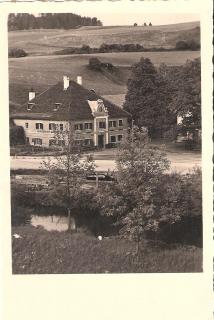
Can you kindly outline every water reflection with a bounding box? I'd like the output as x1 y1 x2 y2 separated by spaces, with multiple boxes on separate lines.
31 215 75 231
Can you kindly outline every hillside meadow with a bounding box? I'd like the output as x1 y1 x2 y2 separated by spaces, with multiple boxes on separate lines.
8 21 200 56
9 50 200 102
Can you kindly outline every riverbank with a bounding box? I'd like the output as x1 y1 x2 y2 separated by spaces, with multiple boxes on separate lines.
12 225 202 273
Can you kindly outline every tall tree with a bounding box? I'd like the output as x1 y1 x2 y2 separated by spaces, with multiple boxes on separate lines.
123 57 175 138
41 122 95 231
168 58 201 131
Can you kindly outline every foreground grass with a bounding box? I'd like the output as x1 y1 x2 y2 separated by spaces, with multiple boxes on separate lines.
12 226 202 274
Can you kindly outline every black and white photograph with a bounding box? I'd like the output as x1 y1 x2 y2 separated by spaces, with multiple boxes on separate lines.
8 10 203 274
1 1 213 319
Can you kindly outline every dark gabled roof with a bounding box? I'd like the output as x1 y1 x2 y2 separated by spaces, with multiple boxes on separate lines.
11 80 130 121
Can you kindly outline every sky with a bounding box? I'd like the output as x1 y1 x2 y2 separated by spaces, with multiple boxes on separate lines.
31 1 200 27
53 1 200 26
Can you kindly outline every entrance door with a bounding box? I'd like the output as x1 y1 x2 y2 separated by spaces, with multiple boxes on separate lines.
98 134 104 148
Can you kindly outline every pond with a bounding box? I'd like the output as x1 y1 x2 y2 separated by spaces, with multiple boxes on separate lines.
31 215 75 231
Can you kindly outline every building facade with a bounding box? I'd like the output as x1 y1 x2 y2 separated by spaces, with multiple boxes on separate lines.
11 76 130 148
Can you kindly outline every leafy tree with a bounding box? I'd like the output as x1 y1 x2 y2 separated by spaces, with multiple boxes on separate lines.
168 58 201 132
149 22 152 26
123 57 176 138
96 127 202 252
41 123 95 231
96 126 170 253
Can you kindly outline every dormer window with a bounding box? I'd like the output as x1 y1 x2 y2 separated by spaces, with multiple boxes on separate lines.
53 103 62 112
97 99 105 112
27 103 35 111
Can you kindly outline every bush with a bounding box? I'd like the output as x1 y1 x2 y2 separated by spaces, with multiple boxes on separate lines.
88 57 102 70
11 206 32 226
175 40 200 51
10 126 26 146
175 40 189 50
186 40 200 50
9 48 27 58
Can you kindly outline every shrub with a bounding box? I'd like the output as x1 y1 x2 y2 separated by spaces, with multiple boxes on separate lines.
175 40 200 51
11 206 32 226
175 40 189 50
9 48 27 58
88 57 102 70
186 40 200 50
10 125 26 146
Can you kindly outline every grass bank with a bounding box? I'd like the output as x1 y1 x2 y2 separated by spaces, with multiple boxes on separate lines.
12 225 202 274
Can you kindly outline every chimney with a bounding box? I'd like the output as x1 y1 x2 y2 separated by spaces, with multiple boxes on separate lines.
29 88 35 101
63 75 70 90
77 76 82 86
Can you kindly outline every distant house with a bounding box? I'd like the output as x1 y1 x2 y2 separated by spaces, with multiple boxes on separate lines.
10 76 130 148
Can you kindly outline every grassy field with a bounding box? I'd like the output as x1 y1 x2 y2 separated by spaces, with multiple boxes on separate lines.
9 50 200 101
8 21 200 56
12 225 202 273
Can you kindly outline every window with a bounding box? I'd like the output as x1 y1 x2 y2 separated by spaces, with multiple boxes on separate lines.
53 103 62 111
27 103 35 111
110 135 116 143
118 119 123 127
85 123 93 130
32 138 42 145
84 139 93 146
35 123 43 130
118 135 123 142
58 140 65 146
60 124 64 131
49 123 57 131
25 122 29 129
26 137 29 144
49 139 65 147
75 123 83 130
99 121 106 129
75 140 83 145
49 139 57 146
109 120 117 128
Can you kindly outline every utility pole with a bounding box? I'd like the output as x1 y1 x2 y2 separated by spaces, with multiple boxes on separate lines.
95 172 99 189
131 119 134 143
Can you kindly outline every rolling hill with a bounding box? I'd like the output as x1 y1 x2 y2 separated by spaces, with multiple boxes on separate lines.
9 50 200 104
9 21 200 108
8 21 200 56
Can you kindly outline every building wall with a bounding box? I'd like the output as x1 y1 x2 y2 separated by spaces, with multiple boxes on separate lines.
108 117 128 144
13 117 128 147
